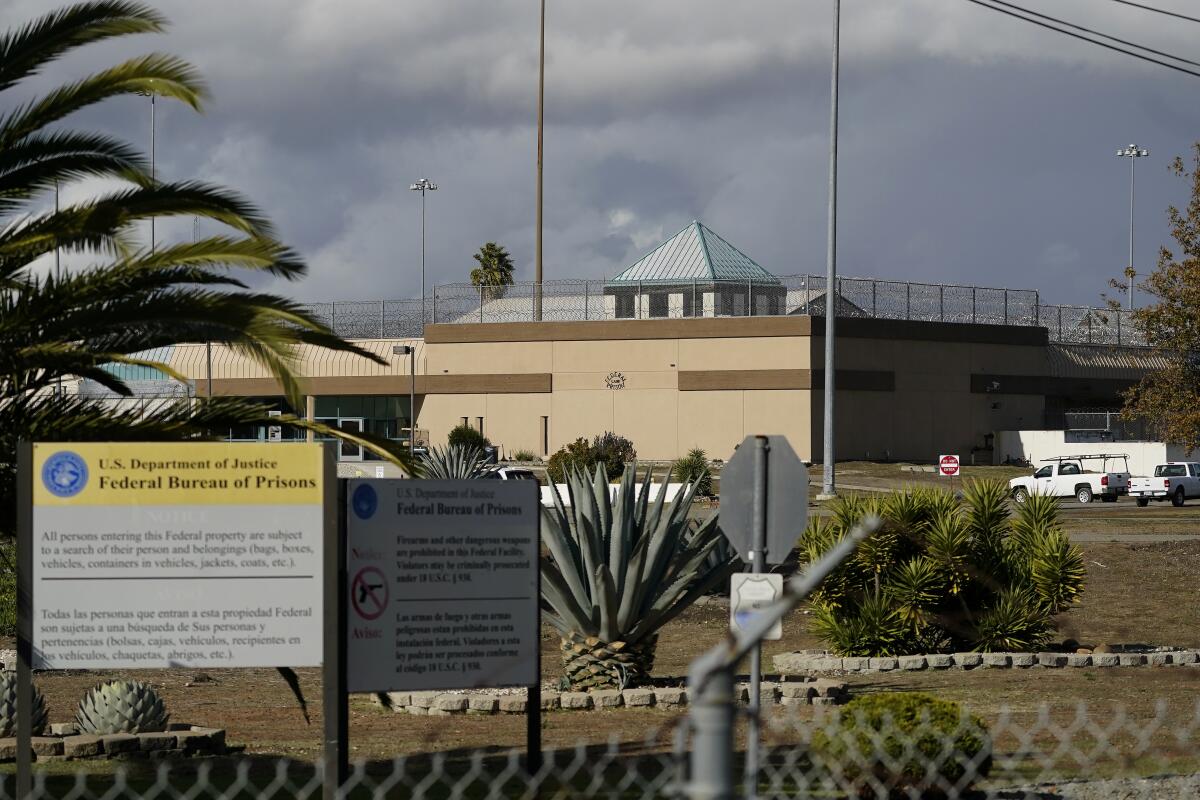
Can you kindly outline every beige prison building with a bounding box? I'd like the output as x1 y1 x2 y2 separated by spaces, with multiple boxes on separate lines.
91 222 1158 466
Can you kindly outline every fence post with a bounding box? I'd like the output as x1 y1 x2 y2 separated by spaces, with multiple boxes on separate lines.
1057 306 1062 342
1003 290 1008 325
584 281 589 321
1117 311 1121 344
688 667 735 800
971 288 976 324
905 283 911 319
432 287 438 324
1034 292 1040 326
693 279 698 318
939 285 944 322
379 301 385 337
1088 312 1093 344
871 280 877 317
805 275 812 315
330 303 336 336
638 281 643 319
480 285 484 324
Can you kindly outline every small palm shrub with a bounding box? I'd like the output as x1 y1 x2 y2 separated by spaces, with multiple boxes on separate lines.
592 432 637 480
810 692 992 797
672 448 713 496
541 464 736 689
547 438 597 483
416 445 494 479
447 424 490 451
801 481 1085 655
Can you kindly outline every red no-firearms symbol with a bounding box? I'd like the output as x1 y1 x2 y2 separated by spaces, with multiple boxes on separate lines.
351 567 388 621
939 454 961 477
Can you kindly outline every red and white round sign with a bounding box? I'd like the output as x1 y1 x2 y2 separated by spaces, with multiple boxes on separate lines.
938 454 961 477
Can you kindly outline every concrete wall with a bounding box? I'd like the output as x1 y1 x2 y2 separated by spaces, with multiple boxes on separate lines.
810 334 1046 463
993 430 1188 477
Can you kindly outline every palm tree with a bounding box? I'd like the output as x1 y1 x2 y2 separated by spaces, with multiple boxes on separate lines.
0 1 411 538
469 241 515 300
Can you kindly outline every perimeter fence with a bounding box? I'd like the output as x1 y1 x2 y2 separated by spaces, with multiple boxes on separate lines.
4 698 1200 798
306 277 1146 347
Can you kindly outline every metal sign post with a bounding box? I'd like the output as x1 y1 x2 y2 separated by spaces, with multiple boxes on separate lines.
720 434 809 799
323 473 347 800
746 436 769 799
16 441 32 800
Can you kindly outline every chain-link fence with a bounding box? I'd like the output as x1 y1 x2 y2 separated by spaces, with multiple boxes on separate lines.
6 699 1200 799
307 278 1145 347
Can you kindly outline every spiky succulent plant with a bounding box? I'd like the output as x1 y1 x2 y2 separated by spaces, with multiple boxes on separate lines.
415 444 495 479
76 680 169 734
540 464 736 690
0 672 47 736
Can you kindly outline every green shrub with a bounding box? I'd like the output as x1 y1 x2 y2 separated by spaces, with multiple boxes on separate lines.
546 433 637 483
0 542 12 638
811 692 992 797
799 481 1085 656
671 447 713 496
511 449 538 462
447 423 490 451
592 432 636 481
546 438 597 484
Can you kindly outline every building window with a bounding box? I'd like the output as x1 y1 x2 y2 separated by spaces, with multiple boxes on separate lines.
615 293 635 319
311 395 412 459
682 290 695 318
648 293 668 318
477 416 484 436
719 291 735 316
460 416 468 427
541 416 549 456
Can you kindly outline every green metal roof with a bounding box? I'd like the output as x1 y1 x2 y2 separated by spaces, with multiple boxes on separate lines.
608 221 780 284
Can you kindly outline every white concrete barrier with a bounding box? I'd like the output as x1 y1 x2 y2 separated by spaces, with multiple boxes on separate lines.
540 482 685 508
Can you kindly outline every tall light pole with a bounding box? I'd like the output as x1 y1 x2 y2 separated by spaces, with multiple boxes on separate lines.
392 345 417 453
535 0 545 321
409 178 437 328
819 0 841 500
1116 144 1149 310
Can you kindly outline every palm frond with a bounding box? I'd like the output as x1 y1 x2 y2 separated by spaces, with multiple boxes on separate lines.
1 53 205 147
0 1 165 93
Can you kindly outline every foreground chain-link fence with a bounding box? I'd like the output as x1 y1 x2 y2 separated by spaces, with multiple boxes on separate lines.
4 699 1200 799
305 277 1145 347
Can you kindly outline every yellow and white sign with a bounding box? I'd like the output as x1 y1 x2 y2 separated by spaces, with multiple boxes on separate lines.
30 442 327 670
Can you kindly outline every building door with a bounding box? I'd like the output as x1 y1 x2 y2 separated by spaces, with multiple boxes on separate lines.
338 417 364 461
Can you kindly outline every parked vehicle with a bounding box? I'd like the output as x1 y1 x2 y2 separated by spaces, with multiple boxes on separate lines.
1129 463 1200 507
483 466 541 482
1008 454 1131 504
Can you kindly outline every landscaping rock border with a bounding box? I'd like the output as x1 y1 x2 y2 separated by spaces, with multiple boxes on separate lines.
774 648 1200 675
0 724 225 763
380 678 849 715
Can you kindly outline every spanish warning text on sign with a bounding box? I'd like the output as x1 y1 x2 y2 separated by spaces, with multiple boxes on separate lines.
29 442 326 670
346 479 539 693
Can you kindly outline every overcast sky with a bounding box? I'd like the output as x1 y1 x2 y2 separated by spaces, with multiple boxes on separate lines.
10 0 1200 307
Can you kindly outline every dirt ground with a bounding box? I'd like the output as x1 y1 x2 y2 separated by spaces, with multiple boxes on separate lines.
11 539 1199 771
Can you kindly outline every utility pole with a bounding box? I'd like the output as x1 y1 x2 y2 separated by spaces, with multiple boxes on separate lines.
535 0 546 321
819 0 841 500
1116 144 1149 310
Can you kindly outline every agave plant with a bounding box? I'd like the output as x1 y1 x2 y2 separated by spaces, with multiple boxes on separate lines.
76 679 169 734
415 444 495 479
540 464 736 689
800 480 1086 655
0 672 47 736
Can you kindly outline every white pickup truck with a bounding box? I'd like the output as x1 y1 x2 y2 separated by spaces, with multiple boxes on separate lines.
1009 454 1131 504
1129 463 1200 507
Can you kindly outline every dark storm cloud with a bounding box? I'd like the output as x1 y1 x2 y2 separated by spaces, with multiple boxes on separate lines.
5 0 1199 305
